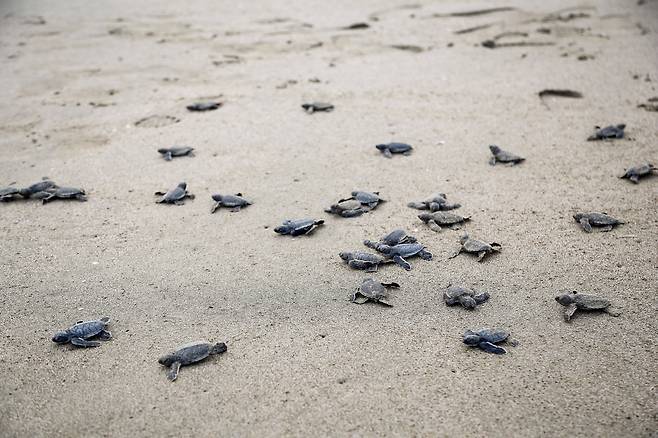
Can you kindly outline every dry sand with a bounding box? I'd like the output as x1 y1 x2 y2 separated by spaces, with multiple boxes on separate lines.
1 0 657 436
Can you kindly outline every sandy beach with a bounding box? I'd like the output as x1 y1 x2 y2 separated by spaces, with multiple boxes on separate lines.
1 0 657 436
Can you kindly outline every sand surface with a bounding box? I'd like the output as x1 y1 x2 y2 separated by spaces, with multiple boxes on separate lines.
1 0 657 436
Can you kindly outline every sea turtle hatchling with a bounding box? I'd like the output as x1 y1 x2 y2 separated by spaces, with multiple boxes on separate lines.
573 212 623 233
463 328 511 354
274 218 324 236
0 187 22 202
158 147 194 161
19 178 57 198
587 124 625 141
418 211 470 232
364 229 417 250
407 193 461 211
449 233 501 262
186 102 222 112
350 278 400 306
555 291 621 322
41 186 87 203
339 251 393 272
489 145 525 166
339 191 385 210
52 317 112 348
155 182 195 205
211 193 251 213
376 142 412 158
301 102 334 113
366 242 432 271
619 163 656 184
325 199 366 218
158 340 227 381
443 285 490 309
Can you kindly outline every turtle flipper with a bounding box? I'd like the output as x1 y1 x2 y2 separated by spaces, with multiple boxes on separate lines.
427 220 442 233
407 201 427 210
629 175 640 183
70 337 101 348
606 307 622 317
341 209 364 218
458 295 477 309
154 191 166 196
381 282 400 289
164 152 173 161
41 194 55 204
167 362 182 381
350 291 369 304
363 239 378 250
392 255 411 271
477 251 487 262
489 157 497 166
448 247 462 259
383 149 393 158
98 330 112 341
376 299 393 307
230 206 242 213
210 202 220 214
418 249 433 260
563 303 578 322
478 341 506 354
579 218 592 233
600 225 613 232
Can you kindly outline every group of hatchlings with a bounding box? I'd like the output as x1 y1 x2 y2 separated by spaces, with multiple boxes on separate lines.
4 102 653 378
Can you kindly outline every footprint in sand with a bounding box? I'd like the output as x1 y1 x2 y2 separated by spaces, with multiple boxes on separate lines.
134 115 180 128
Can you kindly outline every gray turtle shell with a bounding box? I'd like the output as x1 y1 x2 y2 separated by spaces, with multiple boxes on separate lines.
340 251 386 263
422 211 468 225
302 102 334 112
21 179 57 196
52 187 85 197
159 183 188 202
159 147 194 156
352 191 382 204
469 328 509 343
327 199 363 213
587 124 625 141
159 341 218 366
557 292 611 310
574 212 620 226
358 278 390 300
67 318 108 339
489 145 524 163
462 237 494 253
212 193 250 207
443 286 475 302
380 229 416 246
0 187 20 198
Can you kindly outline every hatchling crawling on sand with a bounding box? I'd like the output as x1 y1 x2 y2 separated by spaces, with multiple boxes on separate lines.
301 102 334 113
587 124 625 141
573 212 623 233
159 340 227 381
339 251 393 272
325 199 367 218
274 218 324 236
211 193 251 213
41 186 87 203
0 187 22 202
364 229 417 250
19 178 57 198
186 101 221 112
376 142 412 158
463 328 512 354
351 278 399 306
489 145 525 165
158 146 194 161
620 163 656 183
155 182 194 204
443 285 490 309
366 242 432 271
339 191 385 210
407 193 461 211
555 291 621 322
418 211 470 232
52 317 112 347
449 233 501 262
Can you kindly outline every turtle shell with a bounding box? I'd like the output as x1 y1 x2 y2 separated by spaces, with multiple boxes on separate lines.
359 278 389 300
477 329 509 343
0 187 20 197
462 238 492 253
68 319 106 339
162 341 213 366
429 211 466 225
573 293 611 310
586 213 620 226
54 187 85 197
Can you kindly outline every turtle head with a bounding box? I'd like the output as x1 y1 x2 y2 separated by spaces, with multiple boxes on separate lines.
211 194 223 202
489 145 500 154
417 213 431 223
463 332 481 346
555 291 577 305
459 233 469 244
158 353 174 366
177 182 187 190
375 144 389 152
52 331 71 344
274 225 291 235
573 213 584 222
338 252 352 261
157 148 169 154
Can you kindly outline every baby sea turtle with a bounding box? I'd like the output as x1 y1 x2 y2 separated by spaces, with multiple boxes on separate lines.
620 163 656 183
274 219 324 236
449 233 501 262
443 286 490 309
41 186 87 203
158 147 194 161
418 211 470 232
350 278 399 306
155 182 194 205
587 124 625 141
489 145 525 166
376 142 412 158
573 212 623 233
0 187 22 202
158 340 227 381
364 229 417 250
325 199 366 218
19 178 57 198
52 317 111 348
366 242 432 271
555 291 621 322
463 328 510 354
407 193 461 211
186 102 221 112
211 193 251 213
301 102 334 113
339 251 393 272
339 191 385 210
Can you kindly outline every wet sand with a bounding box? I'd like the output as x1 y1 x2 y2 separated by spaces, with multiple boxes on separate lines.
1 0 657 436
